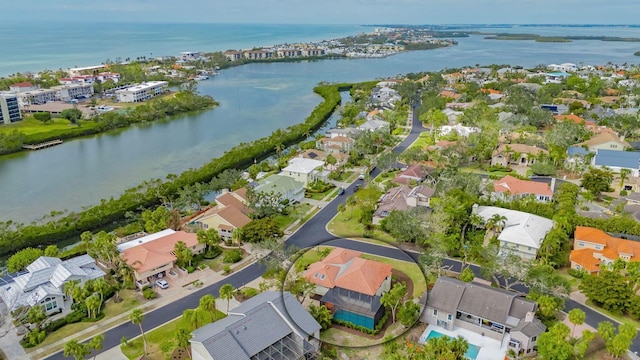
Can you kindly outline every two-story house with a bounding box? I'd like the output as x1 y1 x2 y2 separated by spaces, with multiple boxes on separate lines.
491 144 548 168
372 184 435 225
577 132 630 153
280 158 325 186
570 226 640 274
194 188 252 241
472 205 554 260
423 277 546 357
303 248 392 330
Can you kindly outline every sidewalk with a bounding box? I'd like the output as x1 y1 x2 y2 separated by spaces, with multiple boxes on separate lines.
29 244 260 360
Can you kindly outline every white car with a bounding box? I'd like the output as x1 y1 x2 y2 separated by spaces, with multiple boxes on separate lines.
156 279 169 289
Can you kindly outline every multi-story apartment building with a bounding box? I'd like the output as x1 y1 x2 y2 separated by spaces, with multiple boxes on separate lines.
0 93 22 124
115 81 168 103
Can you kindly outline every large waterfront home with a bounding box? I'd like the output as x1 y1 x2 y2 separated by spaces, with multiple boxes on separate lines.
193 188 252 241
423 277 546 357
0 255 105 315
190 291 321 360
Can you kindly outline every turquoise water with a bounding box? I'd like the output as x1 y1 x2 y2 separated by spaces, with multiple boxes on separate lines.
425 330 481 360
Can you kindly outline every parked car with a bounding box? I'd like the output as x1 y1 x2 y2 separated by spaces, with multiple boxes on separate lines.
337 187 345 195
156 279 169 289
353 184 361 192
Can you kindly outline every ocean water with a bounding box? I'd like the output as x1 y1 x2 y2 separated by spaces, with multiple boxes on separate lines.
2 23 640 224
0 22 365 76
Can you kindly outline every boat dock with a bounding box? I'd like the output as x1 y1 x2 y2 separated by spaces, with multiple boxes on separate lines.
22 139 63 150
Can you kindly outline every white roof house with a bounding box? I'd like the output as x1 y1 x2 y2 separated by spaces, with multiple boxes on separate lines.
281 158 325 186
472 205 554 260
0 254 105 315
438 124 480 138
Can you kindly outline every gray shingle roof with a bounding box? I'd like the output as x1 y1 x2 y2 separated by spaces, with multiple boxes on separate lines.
426 277 466 315
191 291 320 359
456 283 515 325
594 149 640 169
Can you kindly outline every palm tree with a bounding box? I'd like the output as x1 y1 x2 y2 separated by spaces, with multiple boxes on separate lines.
619 168 631 191
274 143 284 157
92 278 110 306
182 308 204 331
64 279 80 306
85 294 101 319
88 334 104 360
63 339 90 360
219 284 235 314
130 309 147 355
484 213 507 246
176 328 192 359
198 294 216 319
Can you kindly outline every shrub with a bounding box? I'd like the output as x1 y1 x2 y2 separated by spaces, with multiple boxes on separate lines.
530 162 556 176
295 258 315 272
223 265 232 274
65 310 86 324
223 249 243 263
241 287 258 299
26 329 47 346
186 266 195 273
620 190 628 196
204 245 222 259
568 268 588 279
44 318 68 334
142 287 157 299
33 112 52 122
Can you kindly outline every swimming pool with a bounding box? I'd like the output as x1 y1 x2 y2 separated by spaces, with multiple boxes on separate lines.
424 330 481 360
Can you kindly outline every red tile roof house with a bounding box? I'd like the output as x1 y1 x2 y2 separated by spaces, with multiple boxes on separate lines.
117 229 205 288
570 226 640 274
303 248 392 330
193 188 251 242
393 164 432 185
373 184 435 225
492 175 553 203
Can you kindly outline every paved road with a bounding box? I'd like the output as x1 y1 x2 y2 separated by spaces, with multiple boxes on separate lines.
47 104 640 358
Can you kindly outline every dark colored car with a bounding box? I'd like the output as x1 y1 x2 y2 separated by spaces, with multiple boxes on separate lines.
337 187 345 195
353 184 361 192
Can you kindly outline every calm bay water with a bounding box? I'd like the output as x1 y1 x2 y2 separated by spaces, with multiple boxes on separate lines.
2 24 640 224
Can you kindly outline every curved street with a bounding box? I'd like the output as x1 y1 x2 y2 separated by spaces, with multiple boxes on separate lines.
46 105 640 359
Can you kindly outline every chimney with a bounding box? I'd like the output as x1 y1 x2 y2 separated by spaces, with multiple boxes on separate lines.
550 178 557 192
525 311 535 323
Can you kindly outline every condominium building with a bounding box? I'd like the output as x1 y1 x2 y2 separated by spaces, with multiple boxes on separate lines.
115 81 168 103
16 88 57 106
0 93 22 124
52 84 94 101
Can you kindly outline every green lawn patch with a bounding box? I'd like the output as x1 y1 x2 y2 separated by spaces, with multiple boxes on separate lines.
0 117 98 136
121 310 225 360
273 203 312 229
201 248 245 272
408 131 434 149
328 206 396 243
305 188 335 200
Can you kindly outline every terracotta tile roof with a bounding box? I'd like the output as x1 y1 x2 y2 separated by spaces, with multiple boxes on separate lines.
440 90 461 99
11 82 34 88
210 205 251 229
303 248 392 296
570 248 601 273
320 136 353 143
216 189 249 214
571 226 640 272
554 114 590 125
493 175 553 197
604 88 620 96
122 231 198 272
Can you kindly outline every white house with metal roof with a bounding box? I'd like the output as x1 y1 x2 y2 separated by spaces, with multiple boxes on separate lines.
592 149 640 177
472 205 554 259
0 255 105 315
280 157 324 186
190 291 321 360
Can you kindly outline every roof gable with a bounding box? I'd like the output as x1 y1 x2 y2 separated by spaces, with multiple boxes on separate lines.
493 175 553 197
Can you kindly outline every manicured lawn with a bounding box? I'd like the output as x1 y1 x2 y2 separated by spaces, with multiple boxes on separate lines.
359 253 427 298
305 187 335 200
584 299 640 328
273 203 312 229
121 310 225 360
408 131 434 149
328 205 396 243
321 321 406 348
0 117 96 136
201 249 246 272
28 290 142 353
556 268 582 292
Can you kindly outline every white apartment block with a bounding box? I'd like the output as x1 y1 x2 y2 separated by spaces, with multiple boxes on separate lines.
16 88 57 105
115 81 168 103
52 84 94 101
0 93 22 124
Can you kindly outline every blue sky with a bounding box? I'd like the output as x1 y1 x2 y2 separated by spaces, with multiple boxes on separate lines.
4 0 637 24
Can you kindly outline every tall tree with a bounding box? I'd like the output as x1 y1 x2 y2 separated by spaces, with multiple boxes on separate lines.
63 339 90 360
397 299 421 328
64 279 81 307
568 308 586 338
580 167 614 198
219 283 235 314
381 282 408 323
537 323 573 360
176 328 192 359
130 309 147 355
87 334 104 360
308 304 333 331
619 168 631 191
198 294 217 318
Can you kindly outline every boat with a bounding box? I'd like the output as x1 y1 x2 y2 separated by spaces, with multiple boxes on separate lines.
194 74 209 81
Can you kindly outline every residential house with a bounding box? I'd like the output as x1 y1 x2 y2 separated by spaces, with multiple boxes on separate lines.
492 175 553 202
0 255 105 315
441 108 463 123
358 119 389 133
570 226 640 273
224 50 243 61
195 188 251 241
472 205 554 259
373 184 434 224
554 113 592 125
326 127 358 139
303 248 392 330
254 174 305 205
190 291 321 360
117 229 205 287
592 149 640 177
577 132 630 152
393 164 432 185
9 82 38 92
438 124 480 138
281 157 325 186
439 90 462 100
540 103 569 115
316 136 354 154
491 144 548 167
423 277 546 357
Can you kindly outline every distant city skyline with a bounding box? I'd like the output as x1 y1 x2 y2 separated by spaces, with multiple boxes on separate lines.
4 0 638 25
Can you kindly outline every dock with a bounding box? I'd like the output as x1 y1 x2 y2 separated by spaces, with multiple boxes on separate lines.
22 139 63 150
